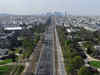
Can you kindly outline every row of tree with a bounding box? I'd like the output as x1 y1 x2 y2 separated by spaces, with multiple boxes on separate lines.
57 26 99 75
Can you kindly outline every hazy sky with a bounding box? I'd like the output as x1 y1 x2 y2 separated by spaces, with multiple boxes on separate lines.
0 0 100 15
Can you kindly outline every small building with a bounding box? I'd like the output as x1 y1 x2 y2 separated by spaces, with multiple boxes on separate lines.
4 27 22 31
0 49 8 56
93 45 100 58
94 45 100 51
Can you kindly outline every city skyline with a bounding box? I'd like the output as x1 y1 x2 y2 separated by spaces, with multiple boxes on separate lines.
0 0 100 15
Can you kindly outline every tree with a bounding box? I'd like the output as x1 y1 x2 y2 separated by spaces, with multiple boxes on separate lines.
83 41 94 55
78 66 92 75
66 64 74 75
22 38 33 50
70 56 84 69
9 51 16 62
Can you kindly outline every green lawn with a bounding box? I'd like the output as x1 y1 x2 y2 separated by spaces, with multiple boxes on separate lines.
0 59 12 65
0 65 10 71
89 61 100 68
0 65 14 75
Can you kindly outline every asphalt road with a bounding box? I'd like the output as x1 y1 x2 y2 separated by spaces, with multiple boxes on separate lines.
35 25 55 75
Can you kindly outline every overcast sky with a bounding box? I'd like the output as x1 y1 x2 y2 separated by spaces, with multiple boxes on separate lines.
0 0 100 15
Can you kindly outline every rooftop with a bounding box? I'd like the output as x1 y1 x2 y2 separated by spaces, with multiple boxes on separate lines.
4 27 22 30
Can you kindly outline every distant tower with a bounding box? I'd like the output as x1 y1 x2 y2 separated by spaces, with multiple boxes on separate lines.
65 10 72 26
64 10 70 24
63 11 68 26
64 11 67 24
